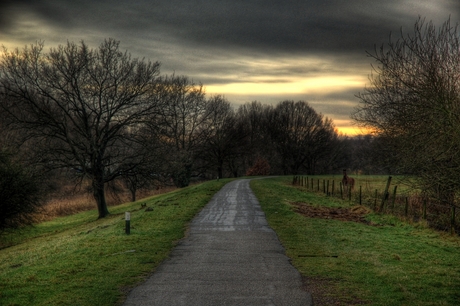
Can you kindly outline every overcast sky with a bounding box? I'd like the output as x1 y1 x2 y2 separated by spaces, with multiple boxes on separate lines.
1 0 459 135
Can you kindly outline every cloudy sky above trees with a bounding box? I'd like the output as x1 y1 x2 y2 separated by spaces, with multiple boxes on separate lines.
0 0 459 134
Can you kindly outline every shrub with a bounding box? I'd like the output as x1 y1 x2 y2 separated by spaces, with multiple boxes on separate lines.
0 152 44 232
246 157 271 176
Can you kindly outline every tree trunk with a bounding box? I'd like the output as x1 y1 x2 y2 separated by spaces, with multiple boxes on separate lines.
217 158 224 179
93 176 109 218
130 186 137 202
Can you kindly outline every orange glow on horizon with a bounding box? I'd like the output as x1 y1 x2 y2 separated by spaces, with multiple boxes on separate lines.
336 126 372 136
205 72 369 137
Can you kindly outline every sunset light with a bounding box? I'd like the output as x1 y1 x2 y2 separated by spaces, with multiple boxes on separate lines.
0 1 457 138
206 75 366 96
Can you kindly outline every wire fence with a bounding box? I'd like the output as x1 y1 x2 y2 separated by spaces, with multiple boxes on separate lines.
292 175 459 235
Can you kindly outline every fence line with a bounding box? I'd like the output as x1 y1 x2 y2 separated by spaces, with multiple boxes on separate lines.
292 175 459 235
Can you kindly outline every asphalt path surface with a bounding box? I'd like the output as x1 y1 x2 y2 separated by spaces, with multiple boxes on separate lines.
123 179 313 305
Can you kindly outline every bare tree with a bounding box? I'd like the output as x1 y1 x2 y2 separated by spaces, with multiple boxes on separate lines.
199 95 248 179
352 17 460 202
153 75 208 187
0 39 162 218
267 100 338 175
119 122 168 202
236 101 274 173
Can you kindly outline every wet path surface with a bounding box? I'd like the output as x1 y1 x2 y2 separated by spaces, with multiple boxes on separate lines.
123 179 312 306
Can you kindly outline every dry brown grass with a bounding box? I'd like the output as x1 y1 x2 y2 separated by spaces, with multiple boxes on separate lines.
34 180 179 222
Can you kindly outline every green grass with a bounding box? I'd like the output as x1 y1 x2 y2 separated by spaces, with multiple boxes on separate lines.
251 176 460 306
294 174 414 195
0 178 233 306
2 176 459 305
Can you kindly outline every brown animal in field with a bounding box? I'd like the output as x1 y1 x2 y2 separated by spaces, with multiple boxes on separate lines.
342 169 355 191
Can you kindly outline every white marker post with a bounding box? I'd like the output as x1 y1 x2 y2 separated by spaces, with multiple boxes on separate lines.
125 212 131 235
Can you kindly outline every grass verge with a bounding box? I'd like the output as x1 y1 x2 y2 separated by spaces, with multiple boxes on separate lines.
251 176 460 306
0 178 232 306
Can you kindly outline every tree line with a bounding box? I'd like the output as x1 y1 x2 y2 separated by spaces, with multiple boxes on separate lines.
4 16 457 228
0 39 352 224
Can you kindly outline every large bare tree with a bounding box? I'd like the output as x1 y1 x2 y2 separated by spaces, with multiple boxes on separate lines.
199 95 248 179
0 39 162 218
236 101 274 174
152 75 208 187
267 100 337 175
352 17 460 203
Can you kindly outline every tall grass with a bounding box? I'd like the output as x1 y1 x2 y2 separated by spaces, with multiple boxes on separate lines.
34 180 179 223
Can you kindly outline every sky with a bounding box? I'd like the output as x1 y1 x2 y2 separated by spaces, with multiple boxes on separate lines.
0 1 459 135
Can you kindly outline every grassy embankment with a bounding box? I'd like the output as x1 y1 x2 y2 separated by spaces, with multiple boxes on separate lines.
0 178 233 306
2 176 459 305
251 176 460 305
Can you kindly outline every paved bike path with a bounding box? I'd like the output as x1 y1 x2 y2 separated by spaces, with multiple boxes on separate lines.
123 179 313 306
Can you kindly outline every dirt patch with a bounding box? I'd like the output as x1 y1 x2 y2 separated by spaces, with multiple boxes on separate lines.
291 202 371 224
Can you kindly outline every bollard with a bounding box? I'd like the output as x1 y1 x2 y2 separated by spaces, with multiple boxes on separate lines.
125 212 131 235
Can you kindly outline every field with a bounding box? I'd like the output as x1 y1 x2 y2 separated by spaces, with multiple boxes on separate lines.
293 174 460 233
251 176 460 305
1 176 459 305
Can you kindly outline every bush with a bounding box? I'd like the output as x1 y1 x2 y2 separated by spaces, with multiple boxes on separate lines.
246 157 271 176
0 152 44 232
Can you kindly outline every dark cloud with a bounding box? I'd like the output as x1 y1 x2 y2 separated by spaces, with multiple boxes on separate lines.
2 0 458 56
1 0 459 134
0 0 64 27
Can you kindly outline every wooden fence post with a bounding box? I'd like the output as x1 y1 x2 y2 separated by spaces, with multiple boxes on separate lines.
380 176 392 212
391 186 398 211
423 198 427 220
359 186 362 205
405 197 409 217
374 189 378 210
451 205 456 235
332 180 335 196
